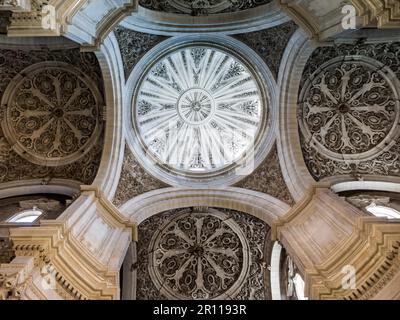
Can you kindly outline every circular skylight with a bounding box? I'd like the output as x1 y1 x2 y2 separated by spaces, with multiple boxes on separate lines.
134 45 263 174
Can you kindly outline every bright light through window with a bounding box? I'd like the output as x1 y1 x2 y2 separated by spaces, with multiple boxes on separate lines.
134 45 262 174
366 203 400 220
8 209 43 223
294 273 308 300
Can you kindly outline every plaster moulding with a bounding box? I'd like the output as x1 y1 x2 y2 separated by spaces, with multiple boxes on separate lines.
331 179 400 194
90 33 126 201
5 188 135 300
274 186 400 300
121 2 290 36
276 29 316 202
5 0 138 51
278 0 371 40
120 187 291 227
0 179 80 199
351 0 400 29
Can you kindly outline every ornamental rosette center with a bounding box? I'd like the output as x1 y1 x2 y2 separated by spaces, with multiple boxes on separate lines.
149 212 249 300
299 57 400 160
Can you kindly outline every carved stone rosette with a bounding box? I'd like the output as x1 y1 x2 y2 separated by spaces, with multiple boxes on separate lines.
299 56 400 162
1 61 103 166
137 207 270 300
298 43 400 180
148 210 249 299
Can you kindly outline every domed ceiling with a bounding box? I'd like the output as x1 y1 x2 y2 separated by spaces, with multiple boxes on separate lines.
112 24 296 205
124 33 277 188
134 45 262 174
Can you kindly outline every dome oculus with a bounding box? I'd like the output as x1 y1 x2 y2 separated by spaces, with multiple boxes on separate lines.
134 45 263 174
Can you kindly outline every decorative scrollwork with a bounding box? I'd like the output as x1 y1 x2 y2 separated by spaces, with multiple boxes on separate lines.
114 27 167 79
299 56 400 162
1 62 103 166
149 211 249 299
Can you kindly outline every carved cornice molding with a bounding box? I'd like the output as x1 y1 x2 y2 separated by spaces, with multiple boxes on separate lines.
278 0 400 41
120 187 291 227
356 240 400 300
0 0 30 11
81 185 138 240
278 0 318 39
352 0 400 28
66 0 139 51
1 189 135 300
274 186 400 300
10 246 84 300
310 218 400 300
3 0 138 50
0 256 34 300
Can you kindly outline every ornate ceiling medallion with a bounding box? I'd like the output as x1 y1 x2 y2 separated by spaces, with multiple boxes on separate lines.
148 210 250 300
299 56 400 162
133 43 266 182
1 62 103 166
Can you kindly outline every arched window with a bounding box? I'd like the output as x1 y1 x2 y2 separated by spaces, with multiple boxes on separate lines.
366 203 400 220
293 273 308 300
8 208 43 223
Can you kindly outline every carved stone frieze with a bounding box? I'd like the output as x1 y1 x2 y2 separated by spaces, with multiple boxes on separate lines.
235 144 294 205
6 244 86 300
346 240 400 300
0 47 105 185
0 269 28 300
6 0 45 32
234 21 298 79
114 26 167 80
112 145 168 207
137 207 271 300
139 0 273 15
298 42 400 181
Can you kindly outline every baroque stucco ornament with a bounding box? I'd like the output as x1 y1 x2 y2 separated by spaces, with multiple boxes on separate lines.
1 62 103 166
134 45 263 174
148 210 249 299
299 56 400 162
